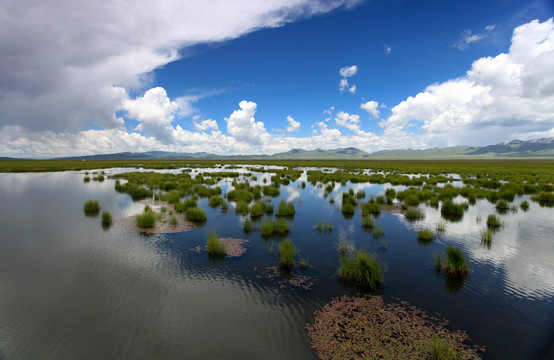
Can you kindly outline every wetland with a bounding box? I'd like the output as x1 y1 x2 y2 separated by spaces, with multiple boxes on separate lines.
0 159 553 359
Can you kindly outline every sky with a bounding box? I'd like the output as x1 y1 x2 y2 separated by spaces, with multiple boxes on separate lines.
0 0 553 158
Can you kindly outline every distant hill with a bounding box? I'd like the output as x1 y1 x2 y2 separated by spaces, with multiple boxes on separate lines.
15 137 554 161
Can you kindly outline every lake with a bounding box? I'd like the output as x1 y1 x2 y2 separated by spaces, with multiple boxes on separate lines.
0 166 552 359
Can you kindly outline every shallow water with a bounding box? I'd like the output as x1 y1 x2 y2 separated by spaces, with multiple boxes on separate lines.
0 169 552 359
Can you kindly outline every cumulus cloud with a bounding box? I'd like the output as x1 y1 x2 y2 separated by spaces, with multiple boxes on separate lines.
194 119 219 131
335 111 361 132
384 44 392 54
384 18 554 146
339 65 358 93
0 0 361 133
360 100 380 119
225 100 270 145
286 115 301 132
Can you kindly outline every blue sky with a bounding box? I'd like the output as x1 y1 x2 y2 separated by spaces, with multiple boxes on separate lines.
0 0 553 157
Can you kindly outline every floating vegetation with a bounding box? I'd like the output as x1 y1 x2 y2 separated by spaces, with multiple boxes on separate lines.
417 228 435 242
314 219 333 232
278 238 295 269
338 250 383 289
83 199 100 216
306 295 483 360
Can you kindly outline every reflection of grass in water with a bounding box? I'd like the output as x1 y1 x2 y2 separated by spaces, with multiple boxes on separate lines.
436 221 447 234
313 219 333 232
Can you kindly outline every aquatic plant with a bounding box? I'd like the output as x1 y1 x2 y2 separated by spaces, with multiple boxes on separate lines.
405 208 425 220
306 295 483 360
313 219 333 232
338 240 350 255
373 226 385 238
361 201 380 216
83 176 90 182
234 201 249 215
208 195 223 207
243 219 252 231
278 239 295 269
495 200 509 210
249 201 267 217
338 250 383 289
486 214 502 228
170 216 178 226
101 211 112 225
184 207 207 222
434 253 442 271
341 202 355 214
429 337 462 360
207 231 226 257
261 219 289 236
481 230 493 248
276 200 295 216
531 191 554 203
361 215 374 229
441 200 465 216
136 211 155 228
520 200 529 211
443 246 469 277
262 185 280 197
417 228 435 242
436 221 447 234
83 200 100 215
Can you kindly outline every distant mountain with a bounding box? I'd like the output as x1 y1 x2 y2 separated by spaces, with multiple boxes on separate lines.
25 137 554 161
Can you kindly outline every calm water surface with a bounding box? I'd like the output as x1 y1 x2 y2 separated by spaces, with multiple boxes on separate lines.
0 169 552 359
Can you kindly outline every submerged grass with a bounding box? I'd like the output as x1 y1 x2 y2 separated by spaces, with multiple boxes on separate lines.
314 219 333 232
338 250 383 289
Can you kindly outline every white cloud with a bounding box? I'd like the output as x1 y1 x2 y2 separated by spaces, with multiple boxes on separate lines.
286 115 301 132
360 100 380 119
335 111 361 132
123 87 179 142
384 18 554 147
225 100 270 145
194 119 219 131
339 65 358 93
384 44 392 54
0 0 361 132
453 24 497 50
339 65 358 78
486 24 497 31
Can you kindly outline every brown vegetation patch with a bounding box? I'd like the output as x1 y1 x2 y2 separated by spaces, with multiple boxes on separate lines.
191 238 249 258
256 266 316 290
306 295 483 359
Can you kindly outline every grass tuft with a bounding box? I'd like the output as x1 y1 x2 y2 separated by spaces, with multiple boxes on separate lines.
314 219 333 232
101 211 112 225
486 214 502 228
84 200 100 215
405 208 425 220
417 228 435 242
184 207 207 222
276 200 295 216
443 246 469 277
207 231 226 257
278 238 295 269
136 211 155 228
480 230 493 248
338 250 383 289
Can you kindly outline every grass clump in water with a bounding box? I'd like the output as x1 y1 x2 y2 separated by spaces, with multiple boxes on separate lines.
84 200 100 215
443 246 469 277
261 219 289 236
314 219 333 232
341 202 355 214
417 228 435 242
436 221 447 234
101 211 112 225
495 200 509 210
136 211 155 228
405 208 425 220
520 200 529 211
207 231 226 257
278 238 295 269
208 195 223 207
338 250 383 289
338 240 350 255
185 207 207 222
361 201 380 216
373 226 385 239
486 214 502 228
235 200 249 215
276 200 295 216
480 230 493 248
361 215 374 229
243 219 252 231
